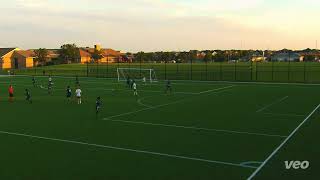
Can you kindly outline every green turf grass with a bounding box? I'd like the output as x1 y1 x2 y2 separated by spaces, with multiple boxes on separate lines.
0 75 319 179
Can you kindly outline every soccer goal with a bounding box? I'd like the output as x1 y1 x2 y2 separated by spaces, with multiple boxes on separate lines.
117 68 158 83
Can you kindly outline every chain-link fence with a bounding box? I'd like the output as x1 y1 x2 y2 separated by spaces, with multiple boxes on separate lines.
8 61 320 83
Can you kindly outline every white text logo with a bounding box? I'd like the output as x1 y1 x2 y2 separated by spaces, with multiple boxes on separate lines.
285 161 309 169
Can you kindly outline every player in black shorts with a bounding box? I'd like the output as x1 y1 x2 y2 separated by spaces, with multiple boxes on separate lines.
48 81 53 94
96 96 102 115
25 89 32 104
32 76 36 87
66 86 72 102
165 79 172 94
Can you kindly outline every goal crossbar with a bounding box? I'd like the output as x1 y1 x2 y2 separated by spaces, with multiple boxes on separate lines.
117 68 157 83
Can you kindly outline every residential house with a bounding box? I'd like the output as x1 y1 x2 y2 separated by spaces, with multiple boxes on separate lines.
271 52 302 62
298 49 320 62
81 45 122 63
0 48 34 69
250 51 266 62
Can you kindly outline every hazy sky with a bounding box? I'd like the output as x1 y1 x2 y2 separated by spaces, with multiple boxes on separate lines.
0 0 320 52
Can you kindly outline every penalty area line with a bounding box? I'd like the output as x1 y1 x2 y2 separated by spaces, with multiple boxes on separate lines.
0 130 256 169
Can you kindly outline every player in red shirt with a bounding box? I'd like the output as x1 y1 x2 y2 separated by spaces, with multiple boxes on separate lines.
8 85 14 102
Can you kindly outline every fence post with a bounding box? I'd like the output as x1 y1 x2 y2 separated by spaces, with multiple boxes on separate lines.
176 63 179 80
304 61 306 83
96 61 99 78
288 53 291 82
220 61 222 81
250 61 253 81
106 56 109 78
86 61 89 77
288 61 290 82
256 62 258 81
234 61 237 81
272 60 274 81
165 60 167 80
190 58 193 80
206 60 208 81
140 53 142 78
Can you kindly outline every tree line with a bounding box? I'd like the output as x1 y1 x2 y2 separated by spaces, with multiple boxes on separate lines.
33 44 320 66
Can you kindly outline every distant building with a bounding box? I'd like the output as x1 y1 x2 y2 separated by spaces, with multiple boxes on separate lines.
0 48 34 69
298 49 320 62
250 51 266 62
271 52 302 62
80 44 122 63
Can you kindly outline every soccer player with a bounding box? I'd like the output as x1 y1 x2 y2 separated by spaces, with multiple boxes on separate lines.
32 76 36 87
165 79 172 95
48 81 53 94
75 87 82 104
95 96 102 115
48 75 52 84
130 78 134 89
66 86 72 102
25 89 32 104
133 81 138 97
8 85 14 102
142 76 146 85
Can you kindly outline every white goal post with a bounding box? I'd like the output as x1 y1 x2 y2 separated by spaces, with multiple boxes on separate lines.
117 68 158 83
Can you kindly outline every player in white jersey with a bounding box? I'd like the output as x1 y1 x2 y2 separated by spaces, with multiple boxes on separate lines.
142 76 146 85
75 87 82 104
133 81 138 97
48 76 52 84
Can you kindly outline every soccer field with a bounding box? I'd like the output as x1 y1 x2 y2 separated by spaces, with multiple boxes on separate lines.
0 76 319 179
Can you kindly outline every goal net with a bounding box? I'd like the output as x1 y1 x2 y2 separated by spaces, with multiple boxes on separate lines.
117 68 158 83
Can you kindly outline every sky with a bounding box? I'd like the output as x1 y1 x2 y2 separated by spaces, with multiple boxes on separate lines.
0 0 320 52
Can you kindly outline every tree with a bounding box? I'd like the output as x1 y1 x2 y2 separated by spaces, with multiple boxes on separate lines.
212 50 227 62
178 52 189 63
135 52 146 63
91 49 103 63
34 48 49 66
203 51 213 63
188 50 198 62
59 44 79 63
304 55 316 62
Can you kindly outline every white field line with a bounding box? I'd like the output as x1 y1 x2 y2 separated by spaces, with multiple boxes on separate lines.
103 119 287 138
240 161 263 168
104 86 235 119
0 130 256 169
256 96 289 113
137 96 154 108
247 103 320 180
136 86 232 108
137 96 157 108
